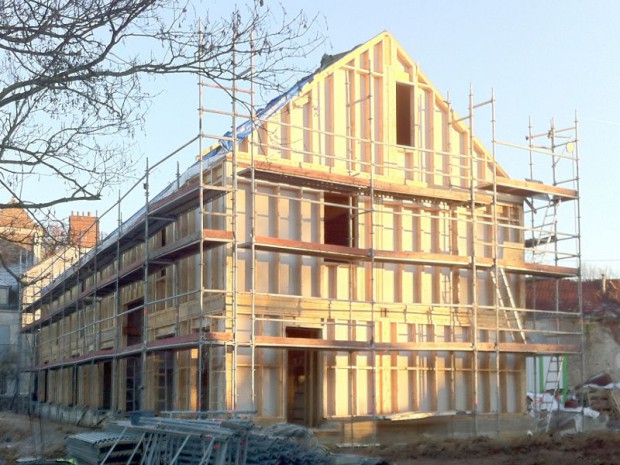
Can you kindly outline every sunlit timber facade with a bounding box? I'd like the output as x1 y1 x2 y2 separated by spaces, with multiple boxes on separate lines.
21 33 581 435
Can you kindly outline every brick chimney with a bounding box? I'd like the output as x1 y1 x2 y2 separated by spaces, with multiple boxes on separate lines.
69 211 98 249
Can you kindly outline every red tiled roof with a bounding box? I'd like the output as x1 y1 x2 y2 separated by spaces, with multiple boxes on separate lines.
0 199 38 250
0 199 36 230
526 278 620 316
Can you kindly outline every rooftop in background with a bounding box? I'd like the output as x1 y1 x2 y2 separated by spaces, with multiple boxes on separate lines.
526 278 620 316
0 199 39 252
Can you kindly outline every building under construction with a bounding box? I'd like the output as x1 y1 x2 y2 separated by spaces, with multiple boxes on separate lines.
20 32 583 438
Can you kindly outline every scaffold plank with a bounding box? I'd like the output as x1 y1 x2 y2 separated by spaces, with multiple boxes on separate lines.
478 177 577 201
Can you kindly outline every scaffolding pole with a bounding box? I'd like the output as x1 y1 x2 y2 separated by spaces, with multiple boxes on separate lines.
249 31 257 411
197 19 206 412
491 89 502 434
468 83 480 436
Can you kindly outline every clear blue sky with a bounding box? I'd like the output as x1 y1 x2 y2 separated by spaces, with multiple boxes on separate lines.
71 1 620 275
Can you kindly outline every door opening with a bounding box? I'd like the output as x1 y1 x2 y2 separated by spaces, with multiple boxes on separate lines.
102 361 112 410
125 298 144 346
125 356 141 412
286 327 321 427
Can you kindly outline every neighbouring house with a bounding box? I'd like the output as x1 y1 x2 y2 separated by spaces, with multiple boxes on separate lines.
0 207 99 402
18 212 99 405
21 213 99 314
20 32 582 438
0 200 41 398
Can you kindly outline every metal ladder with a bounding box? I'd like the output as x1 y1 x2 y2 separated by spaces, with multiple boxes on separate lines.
492 268 527 343
527 198 560 264
541 354 564 432
208 339 229 411
541 355 563 409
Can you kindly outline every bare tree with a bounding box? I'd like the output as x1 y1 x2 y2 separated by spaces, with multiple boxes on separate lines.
581 263 619 280
0 1 323 410
0 0 322 242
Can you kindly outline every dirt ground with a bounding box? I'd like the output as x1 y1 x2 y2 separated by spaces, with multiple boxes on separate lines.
1 412 620 465
338 431 620 465
0 412 89 464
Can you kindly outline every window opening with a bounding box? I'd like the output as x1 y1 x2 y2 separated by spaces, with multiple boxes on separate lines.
0 287 9 306
125 298 144 346
324 193 355 248
396 83 414 147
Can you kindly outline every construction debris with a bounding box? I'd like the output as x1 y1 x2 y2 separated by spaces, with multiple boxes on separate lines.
525 371 620 435
66 418 385 465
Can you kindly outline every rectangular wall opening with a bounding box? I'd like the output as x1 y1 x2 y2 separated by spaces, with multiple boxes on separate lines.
286 327 321 427
125 356 141 412
102 361 112 410
199 349 210 411
396 82 414 147
125 298 144 347
324 194 355 248
71 365 78 406
156 350 174 413
40 369 49 403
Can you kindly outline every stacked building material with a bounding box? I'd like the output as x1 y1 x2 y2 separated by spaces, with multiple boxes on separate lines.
242 431 330 465
253 423 331 465
67 419 383 465
69 418 250 465
66 432 141 465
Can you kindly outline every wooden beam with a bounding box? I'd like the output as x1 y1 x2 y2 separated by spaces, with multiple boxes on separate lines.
241 236 576 278
498 342 579 354
238 158 492 204
478 177 577 201
26 332 233 371
374 249 470 267
248 236 370 261
253 336 577 355
499 260 578 278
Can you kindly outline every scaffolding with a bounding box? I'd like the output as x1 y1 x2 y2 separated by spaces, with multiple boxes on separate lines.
19 31 582 438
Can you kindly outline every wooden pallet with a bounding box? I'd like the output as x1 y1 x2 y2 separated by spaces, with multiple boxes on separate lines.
586 388 620 420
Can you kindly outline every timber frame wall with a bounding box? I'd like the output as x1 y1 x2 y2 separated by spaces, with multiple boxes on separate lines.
20 32 582 434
